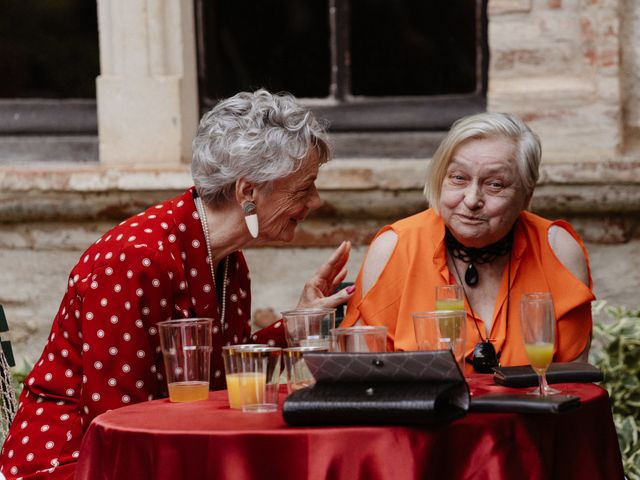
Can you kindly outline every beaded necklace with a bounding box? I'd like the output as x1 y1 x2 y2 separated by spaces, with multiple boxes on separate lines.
444 227 513 287
194 195 229 327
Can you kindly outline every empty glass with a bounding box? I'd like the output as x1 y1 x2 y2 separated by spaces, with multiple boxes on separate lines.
281 308 336 349
412 310 467 371
283 346 328 393
330 326 387 352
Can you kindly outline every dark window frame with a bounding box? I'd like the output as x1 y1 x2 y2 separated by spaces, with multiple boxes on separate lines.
0 100 97 135
196 0 488 131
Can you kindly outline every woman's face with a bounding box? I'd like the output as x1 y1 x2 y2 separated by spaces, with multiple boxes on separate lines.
438 136 530 248
254 149 322 243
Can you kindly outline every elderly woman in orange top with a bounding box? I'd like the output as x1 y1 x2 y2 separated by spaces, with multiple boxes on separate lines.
0 89 354 480
342 112 593 374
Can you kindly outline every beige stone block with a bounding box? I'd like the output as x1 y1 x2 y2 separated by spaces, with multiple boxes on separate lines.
0 230 29 249
489 0 532 15
318 159 427 191
97 77 186 166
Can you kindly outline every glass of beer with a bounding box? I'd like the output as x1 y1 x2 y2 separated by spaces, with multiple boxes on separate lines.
435 285 464 311
158 318 213 402
520 292 559 396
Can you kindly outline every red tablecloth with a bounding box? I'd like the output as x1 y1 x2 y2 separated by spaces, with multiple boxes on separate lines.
75 376 624 480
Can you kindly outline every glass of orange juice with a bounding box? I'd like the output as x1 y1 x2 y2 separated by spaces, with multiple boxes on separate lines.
238 346 282 413
520 292 559 396
222 344 267 409
223 345 282 412
158 318 213 402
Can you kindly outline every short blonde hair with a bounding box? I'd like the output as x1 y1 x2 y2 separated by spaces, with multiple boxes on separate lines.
424 112 541 212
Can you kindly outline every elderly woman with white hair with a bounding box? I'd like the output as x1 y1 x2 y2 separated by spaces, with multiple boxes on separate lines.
0 89 354 479
342 112 593 374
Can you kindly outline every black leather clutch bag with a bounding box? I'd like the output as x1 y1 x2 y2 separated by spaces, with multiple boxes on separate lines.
282 350 470 426
470 393 581 414
493 362 603 388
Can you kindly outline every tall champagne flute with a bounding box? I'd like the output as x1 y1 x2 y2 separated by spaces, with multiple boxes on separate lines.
519 292 559 396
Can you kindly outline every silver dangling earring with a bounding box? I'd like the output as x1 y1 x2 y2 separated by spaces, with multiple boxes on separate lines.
243 201 259 238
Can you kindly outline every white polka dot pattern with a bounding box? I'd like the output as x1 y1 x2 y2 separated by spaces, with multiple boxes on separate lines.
0 189 283 480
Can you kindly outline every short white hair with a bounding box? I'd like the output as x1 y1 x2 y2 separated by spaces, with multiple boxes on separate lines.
192 89 331 205
424 112 542 212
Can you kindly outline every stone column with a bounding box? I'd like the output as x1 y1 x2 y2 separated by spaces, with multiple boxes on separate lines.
96 0 198 166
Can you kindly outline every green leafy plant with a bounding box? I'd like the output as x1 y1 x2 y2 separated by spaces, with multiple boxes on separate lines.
590 301 640 480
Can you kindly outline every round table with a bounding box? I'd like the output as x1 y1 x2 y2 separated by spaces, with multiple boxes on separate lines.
75 376 624 480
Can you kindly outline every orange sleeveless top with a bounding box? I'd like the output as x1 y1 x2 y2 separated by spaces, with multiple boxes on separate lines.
342 209 594 373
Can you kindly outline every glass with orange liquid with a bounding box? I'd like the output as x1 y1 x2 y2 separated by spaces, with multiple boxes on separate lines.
223 345 282 412
158 318 213 402
520 292 559 396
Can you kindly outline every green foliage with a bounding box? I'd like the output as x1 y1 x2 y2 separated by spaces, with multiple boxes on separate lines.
590 301 640 480
11 361 30 397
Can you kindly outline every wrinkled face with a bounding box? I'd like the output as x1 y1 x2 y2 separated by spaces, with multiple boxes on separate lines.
438 136 529 248
254 149 322 243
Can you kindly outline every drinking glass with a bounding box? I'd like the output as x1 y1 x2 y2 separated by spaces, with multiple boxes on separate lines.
222 344 267 409
330 326 387 352
435 285 464 311
412 310 467 371
236 346 282 413
281 308 336 349
283 346 328 393
520 292 559 396
158 318 213 402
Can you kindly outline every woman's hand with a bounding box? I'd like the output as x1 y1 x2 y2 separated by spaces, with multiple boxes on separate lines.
296 241 355 309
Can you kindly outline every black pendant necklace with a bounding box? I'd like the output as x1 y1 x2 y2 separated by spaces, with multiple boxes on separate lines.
444 228 514 287
465 264 479 287
448 249 512 373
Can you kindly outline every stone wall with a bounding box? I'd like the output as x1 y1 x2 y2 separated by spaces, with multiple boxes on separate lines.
1 0 640 367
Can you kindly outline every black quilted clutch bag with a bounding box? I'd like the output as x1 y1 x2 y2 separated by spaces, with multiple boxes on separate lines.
493 362 603 388
470 393 581 414
282 351 470 426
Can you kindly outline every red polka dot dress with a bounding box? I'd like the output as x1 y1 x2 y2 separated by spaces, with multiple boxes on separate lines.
0 189 285 479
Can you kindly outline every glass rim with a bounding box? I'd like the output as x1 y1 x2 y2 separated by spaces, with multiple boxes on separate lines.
222 344 268 353
283 346 329 356
412 310 466 318
157 318 214 326
238 347 282 357
330 326 387 334
280 308 336 316
521 292 553 301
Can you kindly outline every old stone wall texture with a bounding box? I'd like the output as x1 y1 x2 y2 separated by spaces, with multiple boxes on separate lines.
2 0 640 369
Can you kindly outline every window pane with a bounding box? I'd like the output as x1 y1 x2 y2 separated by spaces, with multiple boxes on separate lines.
350 0 478 96
199 0 331 99
0 0 99 98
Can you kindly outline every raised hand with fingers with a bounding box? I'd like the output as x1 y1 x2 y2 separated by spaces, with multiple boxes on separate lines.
297 241 355 310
